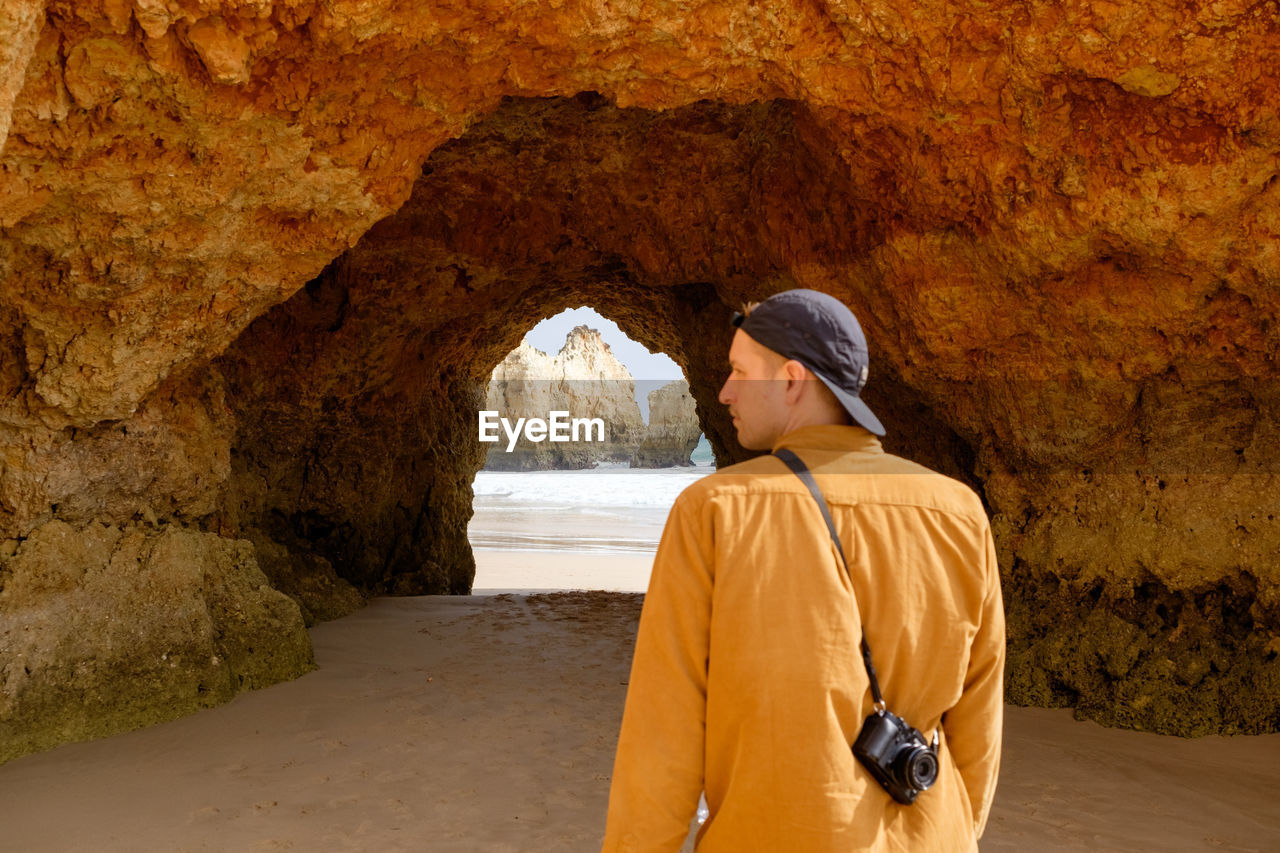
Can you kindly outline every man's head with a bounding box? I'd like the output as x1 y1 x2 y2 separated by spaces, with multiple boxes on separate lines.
717 289 885 450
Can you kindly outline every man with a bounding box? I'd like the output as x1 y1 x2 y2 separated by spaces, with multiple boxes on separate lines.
602 289 1005 852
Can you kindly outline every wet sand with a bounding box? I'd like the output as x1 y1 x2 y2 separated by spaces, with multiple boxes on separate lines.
1 570 1278 851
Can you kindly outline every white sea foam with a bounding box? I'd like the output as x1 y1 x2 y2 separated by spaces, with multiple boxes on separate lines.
468 465 717 554
472 465 715 510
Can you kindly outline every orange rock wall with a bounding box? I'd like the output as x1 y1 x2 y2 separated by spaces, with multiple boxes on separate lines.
218 94 1279 735
1 0 1278 756
4 0 1278 425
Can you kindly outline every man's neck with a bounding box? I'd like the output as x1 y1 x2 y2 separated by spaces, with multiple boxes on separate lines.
777 408 851 439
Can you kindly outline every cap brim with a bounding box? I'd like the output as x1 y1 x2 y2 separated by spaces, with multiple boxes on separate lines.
811 369 886 437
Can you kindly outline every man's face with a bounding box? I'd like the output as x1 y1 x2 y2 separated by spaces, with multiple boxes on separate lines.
717 330 790 450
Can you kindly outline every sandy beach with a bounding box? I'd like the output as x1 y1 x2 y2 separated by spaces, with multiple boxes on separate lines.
1 552 1277 852
471 548 658 595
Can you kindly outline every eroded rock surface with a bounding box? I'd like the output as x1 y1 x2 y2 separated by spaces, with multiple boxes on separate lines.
249 534 365 627
0 519 313 764
1 0 1278 759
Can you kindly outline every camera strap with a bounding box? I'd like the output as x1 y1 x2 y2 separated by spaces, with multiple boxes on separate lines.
773 448 887 713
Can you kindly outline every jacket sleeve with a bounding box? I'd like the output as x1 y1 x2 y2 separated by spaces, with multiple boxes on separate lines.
602 493 715 852
941 523 1006 838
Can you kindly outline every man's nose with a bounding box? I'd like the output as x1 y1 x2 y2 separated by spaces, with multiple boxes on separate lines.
717 377 733 405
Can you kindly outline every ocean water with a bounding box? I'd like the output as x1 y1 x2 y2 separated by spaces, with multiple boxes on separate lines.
469 463 716 554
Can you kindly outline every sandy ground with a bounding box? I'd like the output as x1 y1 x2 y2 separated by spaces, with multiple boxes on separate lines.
1 554 1278 852
471 549 656 594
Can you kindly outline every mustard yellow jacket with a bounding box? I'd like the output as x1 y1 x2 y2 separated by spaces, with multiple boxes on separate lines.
603 425 1005 852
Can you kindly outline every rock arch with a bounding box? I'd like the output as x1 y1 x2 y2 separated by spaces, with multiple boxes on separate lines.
2 2 1278 760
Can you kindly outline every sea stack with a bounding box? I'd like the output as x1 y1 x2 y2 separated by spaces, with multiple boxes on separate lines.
484 327 646 469
631 381 702 468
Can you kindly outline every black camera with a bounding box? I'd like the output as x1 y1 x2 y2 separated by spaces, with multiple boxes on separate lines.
852 708 940 805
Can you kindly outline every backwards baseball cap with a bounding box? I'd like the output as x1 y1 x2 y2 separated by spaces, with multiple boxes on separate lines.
731 288 886 436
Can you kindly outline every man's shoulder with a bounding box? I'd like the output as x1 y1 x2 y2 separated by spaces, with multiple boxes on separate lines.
670 454 794 508
675 449 987 524
843 452 988 523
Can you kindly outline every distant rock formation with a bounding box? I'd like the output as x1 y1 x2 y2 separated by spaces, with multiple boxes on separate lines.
631 380 702 468
484 326 647 470
484 328 704 469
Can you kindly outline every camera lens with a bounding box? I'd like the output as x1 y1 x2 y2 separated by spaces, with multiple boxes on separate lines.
903 746 939 790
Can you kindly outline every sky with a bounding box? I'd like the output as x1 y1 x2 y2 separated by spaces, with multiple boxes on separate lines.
523 307 684 380
522 306 686 423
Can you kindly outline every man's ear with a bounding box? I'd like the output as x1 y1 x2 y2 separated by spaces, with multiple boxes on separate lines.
782 359 810 403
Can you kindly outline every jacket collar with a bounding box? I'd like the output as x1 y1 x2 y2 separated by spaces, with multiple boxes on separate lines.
771 424 883 454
